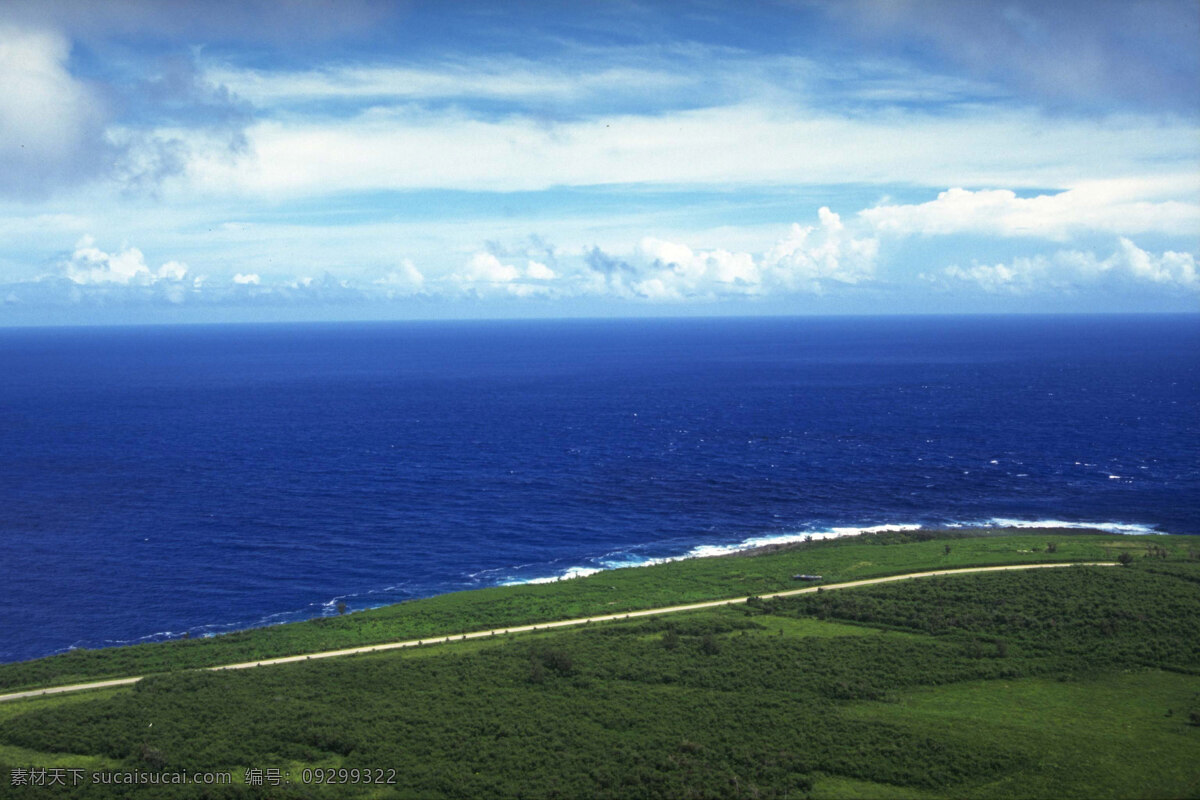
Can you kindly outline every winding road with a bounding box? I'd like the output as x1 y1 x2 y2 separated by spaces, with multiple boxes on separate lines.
0 561 1115 704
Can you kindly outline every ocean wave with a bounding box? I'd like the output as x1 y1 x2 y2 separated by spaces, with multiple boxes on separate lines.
979 518 1158 535
495 518 1162 586
48 516 1167 657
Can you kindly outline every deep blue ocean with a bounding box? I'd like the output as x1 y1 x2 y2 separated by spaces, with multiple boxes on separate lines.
1 315 1197 663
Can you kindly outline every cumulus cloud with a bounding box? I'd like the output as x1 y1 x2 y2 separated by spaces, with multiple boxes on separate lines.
525 260 556 280
926 238 1198 294
762 208 879 290
63 236 193 287
426 211 878 302
462 252 522 284
0 24 110 198
0 20 253 198
374 260 425 297
1 238 385 310
450 252 560 297
108 54 253 194
861 182 1200 240
580 208 879 300
4 235 207 306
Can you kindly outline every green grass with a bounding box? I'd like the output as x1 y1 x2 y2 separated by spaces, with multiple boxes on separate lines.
1 532 1197 799
0 690 129 781
836 671 1200 800
2 527 1185 693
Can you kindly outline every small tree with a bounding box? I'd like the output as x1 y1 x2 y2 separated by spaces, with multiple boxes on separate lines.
700 634 720 655
137 743 167 770
1118 552 1134 567
1046 542 1058 553
661 628 680 650
541 648 574 675
337 602 348 615
944 544 952 555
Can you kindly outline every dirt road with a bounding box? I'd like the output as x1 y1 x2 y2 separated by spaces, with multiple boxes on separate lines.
0 561 1114 703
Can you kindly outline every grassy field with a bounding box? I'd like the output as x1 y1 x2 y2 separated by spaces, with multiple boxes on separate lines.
1 527 1188 693
0 528 1197 798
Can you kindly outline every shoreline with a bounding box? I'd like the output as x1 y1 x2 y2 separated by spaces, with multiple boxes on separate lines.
20 520 1180 665
0 561 1119 704
0 525 1191 693
500 519 1167 585
4 521 1187 671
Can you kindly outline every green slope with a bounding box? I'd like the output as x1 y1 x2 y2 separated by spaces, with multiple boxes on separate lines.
0 528 1183 693
0 529 1197 799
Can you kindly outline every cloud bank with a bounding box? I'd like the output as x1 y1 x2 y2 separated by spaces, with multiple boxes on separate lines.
926 239 1198 294
862 182 1200 240
0 1 1196 323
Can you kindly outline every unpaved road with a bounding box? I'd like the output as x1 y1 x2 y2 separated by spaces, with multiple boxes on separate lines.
0 562 1115 703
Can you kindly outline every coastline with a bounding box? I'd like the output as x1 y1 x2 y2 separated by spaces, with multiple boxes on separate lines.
494 518 1165 585
1 524 1190 691
19 519 1181 665
3 525 1194 800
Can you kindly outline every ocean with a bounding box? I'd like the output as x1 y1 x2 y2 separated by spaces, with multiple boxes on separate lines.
1 314 1197 663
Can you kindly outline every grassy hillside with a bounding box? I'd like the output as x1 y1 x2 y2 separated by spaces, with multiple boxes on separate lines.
1 530 1197 798
1 527 1187 693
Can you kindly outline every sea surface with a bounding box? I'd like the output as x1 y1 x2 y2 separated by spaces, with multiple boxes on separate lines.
1 315 1197 663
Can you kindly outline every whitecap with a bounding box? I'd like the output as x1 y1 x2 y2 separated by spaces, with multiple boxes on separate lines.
469 516 1163 590
984 517 1157 535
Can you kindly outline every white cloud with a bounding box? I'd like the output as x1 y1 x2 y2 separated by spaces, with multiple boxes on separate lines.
762 208 878 291
462 252 521 284
428 209 876 302
374 259 425 295
205 60 690 107
232 272 260 285
448 252 558 297
63 236 191 286
584 208 878 300
927 238 1198 293
185 103 1199 197
861 181 1200 240
525 260 556 280
0 24 108 197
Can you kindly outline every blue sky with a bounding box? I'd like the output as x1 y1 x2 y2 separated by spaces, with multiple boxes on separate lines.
0 0 1197 325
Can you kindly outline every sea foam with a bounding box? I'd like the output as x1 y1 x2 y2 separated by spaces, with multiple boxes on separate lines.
498 519 1160 586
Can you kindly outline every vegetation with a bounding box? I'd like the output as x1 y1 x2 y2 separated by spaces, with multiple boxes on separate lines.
0 527 1185 693
0 529 1197 798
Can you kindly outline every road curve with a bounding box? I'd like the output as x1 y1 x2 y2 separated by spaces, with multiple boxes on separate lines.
0 562 1115 703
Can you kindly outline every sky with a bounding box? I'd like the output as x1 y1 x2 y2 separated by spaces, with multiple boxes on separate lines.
0 0 1197 325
